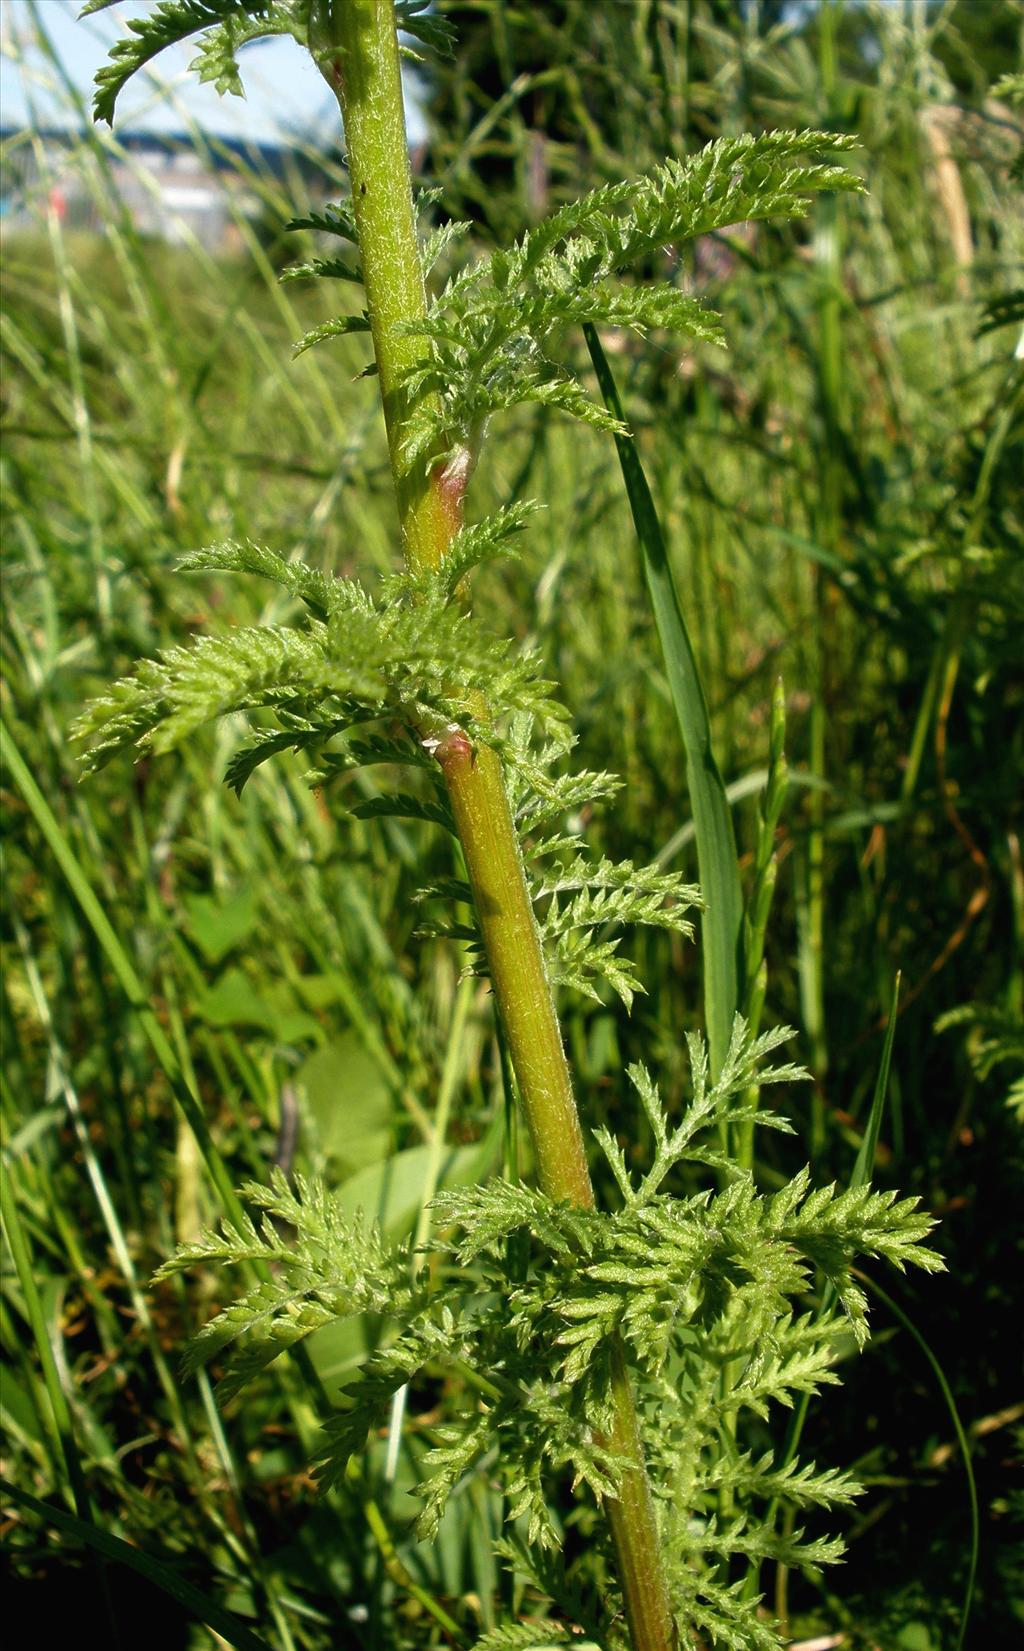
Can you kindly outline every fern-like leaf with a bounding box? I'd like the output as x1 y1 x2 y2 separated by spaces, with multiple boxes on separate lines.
73 625 334 770
74 561 571 776
395 0 456 59
467 1626 573 1651
703 1449 862 1511
84 0 281 123
188 2 304 97
432 500 544 597
468 130 863 308
431 1181 601 1266
223 715 355 795
421 216 473 276
285 201 358 242
416 1414 492 1538
180 538 352 620
293 313 372 357
317 1307 463 1491
396 131 863 464
348 791 456 834
281 254 363 286
155 1170 409 1399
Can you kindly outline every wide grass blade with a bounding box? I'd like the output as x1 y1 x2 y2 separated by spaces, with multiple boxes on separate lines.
584 324 743 1082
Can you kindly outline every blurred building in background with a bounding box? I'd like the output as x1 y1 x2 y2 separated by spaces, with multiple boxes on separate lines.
0 126 301 249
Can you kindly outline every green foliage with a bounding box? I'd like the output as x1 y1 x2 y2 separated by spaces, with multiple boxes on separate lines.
83 0 304 124
188 2 306 97
390 133 864 469
10 1 1014 1645
73 108 867 1047
165 1022 940 1646
466 1625 574 1651
73 522 700 1007
280 252 364 286
285 200 358 241
155 1168 412 1401
531 856 698 1010
71 535 570 774
66 15 940 1641
423 499 542 596
292 312 373 356
395 0 456 62
936 1002 1024 1120
82 0 454 127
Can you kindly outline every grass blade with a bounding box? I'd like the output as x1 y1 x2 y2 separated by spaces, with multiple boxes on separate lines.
852 971 901 1191
584 324 743 1082
856 1273 978 1651
0 1478 272 1651
780 976 903 1476
0 1158 91 1519
0 715 248 1234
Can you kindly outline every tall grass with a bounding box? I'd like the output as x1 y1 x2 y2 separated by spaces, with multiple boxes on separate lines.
2 3 1022 1646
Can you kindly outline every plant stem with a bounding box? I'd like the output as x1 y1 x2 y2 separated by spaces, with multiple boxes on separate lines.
436 731 594 1205
315 5 676 1646
310 0 457 569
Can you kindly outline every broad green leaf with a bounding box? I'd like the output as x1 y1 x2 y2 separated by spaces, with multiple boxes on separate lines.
296 1033 393 1173
184 888 258 965
334 1114 503 1238
198 967 278 1032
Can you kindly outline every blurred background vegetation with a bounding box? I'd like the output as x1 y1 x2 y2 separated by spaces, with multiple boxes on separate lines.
2 2 1022 1647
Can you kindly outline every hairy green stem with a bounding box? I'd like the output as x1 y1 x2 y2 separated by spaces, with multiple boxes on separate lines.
436 732 594 1205
310 0 458 567
315 4 676 1646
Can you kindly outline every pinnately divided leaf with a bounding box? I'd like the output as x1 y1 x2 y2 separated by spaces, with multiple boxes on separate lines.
73 555 570 777
161 1013 940 1631
395 0 456 59
179 538 352 620
280 253 364 286
432 499 545 596
154 1170 410 1400
293 313 372 358
394 130 863 465
285 201 358 242
534 856 699 1009
84 1 293 124
73 625 337 771
188 2 306 97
